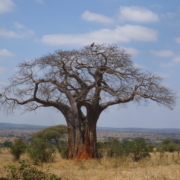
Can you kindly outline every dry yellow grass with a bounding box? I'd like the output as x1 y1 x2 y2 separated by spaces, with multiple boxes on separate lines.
0 150 180 180
0 137 16 143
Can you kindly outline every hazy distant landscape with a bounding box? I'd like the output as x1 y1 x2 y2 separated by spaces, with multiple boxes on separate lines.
1 123 180 145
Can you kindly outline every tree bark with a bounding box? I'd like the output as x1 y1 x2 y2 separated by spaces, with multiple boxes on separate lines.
64 105 99 159
67 117 98 159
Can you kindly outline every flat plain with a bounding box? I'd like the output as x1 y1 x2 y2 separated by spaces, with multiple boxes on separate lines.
0 149 180 180
1 126 180 179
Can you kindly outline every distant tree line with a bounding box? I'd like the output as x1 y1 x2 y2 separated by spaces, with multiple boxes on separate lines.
1 125 180 163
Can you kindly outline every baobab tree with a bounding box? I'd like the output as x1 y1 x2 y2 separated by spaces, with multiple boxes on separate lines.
0 44 176 159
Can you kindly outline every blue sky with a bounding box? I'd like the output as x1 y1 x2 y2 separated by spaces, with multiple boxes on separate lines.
0 0 180 128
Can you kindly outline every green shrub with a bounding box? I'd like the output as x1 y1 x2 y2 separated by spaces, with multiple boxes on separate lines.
3 140 13 148
27 138 55 163
33 125 67 148
97 141 108 158
3 160 62 180
129 137 150 161
107 138 122 157
148 144 155 152
161 139 177 152
10 138 27 160
57 140 68 159
32 125 68 159
161 143 177 152
162 139 172 145
100 137 150 161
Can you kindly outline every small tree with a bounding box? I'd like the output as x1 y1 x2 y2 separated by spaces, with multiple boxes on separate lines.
162 139 172 145
0 43 176 159
32 125 67 155
131 137 150 161
103 137 150 161
107 138 122 157
161 139 176 152
10 138 27 160
27 138 55 163
3 140 13 148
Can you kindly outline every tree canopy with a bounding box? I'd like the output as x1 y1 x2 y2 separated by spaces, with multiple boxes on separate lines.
0 44 176 114
32 125 68 158
33 125 67 142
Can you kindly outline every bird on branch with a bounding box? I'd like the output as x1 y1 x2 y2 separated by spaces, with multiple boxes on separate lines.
91 42 95 47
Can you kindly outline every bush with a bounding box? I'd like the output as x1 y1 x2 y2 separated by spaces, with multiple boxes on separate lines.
32 125 68 159
58 140 68 159
10 138 27 160
100 137 150 161
148 144 155 152
33 125 67 148
129 137 150 161
97 141 108 158
162 144 177 152
27 138 55 163
3 140 13 148
162 139 172 145
3 160 62 180
107 138 122 157
161 139 177 152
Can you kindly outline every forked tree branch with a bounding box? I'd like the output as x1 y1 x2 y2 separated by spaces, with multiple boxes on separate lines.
0 43 176 117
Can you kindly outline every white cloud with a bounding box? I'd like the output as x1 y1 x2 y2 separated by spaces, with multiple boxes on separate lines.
133 63 146 69
0 28 34 38
0 49 15 57
36 0 44 3
14 22 24 29
123 47 140 56
0 0 15 13
119 6 159 23
159 62 173 68
150 50 174 57
156 72 170 79
0 29 22 38
41 25 158 46
0 67 6 74
175 37 180 44
173 55 180 63
161 12 175 19
81 11 114 24
0 23 34 38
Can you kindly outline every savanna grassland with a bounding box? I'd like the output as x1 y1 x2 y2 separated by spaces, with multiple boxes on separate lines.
1 126 180 179
1 148 180 180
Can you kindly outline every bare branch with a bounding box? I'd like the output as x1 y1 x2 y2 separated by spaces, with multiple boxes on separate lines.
0 43 176 117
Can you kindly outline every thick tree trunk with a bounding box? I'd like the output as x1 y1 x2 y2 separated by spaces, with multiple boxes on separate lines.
62 103 101 160
67 117 98 159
